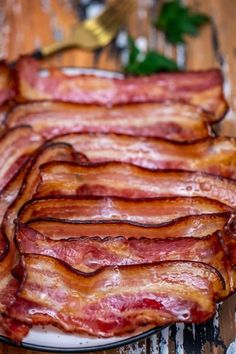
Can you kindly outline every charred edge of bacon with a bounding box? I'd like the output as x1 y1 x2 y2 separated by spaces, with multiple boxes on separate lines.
21 212 232 233
15 224 234 298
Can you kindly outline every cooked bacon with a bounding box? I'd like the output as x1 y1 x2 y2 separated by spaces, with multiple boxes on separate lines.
25 213 230 240
18 196 233 227
0 164 28 260
0 163 30 330
0 126 43 192
6 254 224 340
0 104 11 137
16 223 234 296
36 162 236 208
0 105 8 125
0 315 30 343
0 233 6 259
1 143 79 250
6 101 211 142
222 215 236 267
0 143 79 329
0 62 15 105
52 134 236 178
0 264 27 339
16 57 227 121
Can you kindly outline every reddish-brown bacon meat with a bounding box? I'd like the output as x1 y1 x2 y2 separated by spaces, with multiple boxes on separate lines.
222 215 236 267
36 162 236 208
6 101 211 142
6 255 224 340
26 213 231 241
16 222 235 297
0 62 15 105
53 134 236 178
18 196 233 225
0 143 80 333
0 163 29 259
0 315 30 343
16 57 227 121
1 143 80 252
0 126 43 192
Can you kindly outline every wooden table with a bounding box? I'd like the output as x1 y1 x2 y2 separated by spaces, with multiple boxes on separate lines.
0 0 235 353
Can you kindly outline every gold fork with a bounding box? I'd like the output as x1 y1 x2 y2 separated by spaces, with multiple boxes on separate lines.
32 0 135 59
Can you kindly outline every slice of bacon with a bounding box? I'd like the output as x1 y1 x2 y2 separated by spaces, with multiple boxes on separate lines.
25 213 231 241
0 315 30 343
0 126 43 192
5 101 211 142
0 105 8 125
52 134 236 178
6 254 224 340
0 162 30 324
1 143 80 253
18 196 233 226
0 62 15 105
0 142 80 335
16 57 227 121
36 161 236 208
222 215 236 267
0 164 28 260
0 104 11 137
16 223 234 296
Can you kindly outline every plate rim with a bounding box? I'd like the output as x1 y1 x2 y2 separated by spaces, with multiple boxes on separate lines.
0 325 168 353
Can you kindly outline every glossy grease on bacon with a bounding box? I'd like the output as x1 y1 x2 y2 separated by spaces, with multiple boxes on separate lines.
0 62 15 105
18 196 232 225
0 126 43 192
36 161 236 208
15 223 235 296
6 101 211 142
53 134 236 178
6 255 224 340
25 213 231 240
16 57 227 121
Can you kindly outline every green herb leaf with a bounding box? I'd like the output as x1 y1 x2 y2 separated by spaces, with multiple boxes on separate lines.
155 0 211 44
124 37 178 75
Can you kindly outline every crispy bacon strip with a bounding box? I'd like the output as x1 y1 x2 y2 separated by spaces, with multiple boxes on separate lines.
0 104 11 137
0 164 28 259
16 223 234 296
0 62 15 105
16 57 227 121
26 213 230 240
0 163 30 326
19 196 232 225
1 143 79 253
0 126 43 192
0 315 30 343
6 255 224 340
0 142 80 336
6 101 211 142
0 105 8 125
52 134 236 178
222 215 236 267
36 162 236 208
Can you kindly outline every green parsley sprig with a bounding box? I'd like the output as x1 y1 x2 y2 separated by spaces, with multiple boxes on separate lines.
123 0 210 75
123 37 178 76
155 0 210 44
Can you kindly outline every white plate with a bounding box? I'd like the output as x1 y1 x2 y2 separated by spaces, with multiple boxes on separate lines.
0 324 165 352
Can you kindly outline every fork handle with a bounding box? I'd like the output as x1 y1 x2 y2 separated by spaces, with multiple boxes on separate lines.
31 40 76 59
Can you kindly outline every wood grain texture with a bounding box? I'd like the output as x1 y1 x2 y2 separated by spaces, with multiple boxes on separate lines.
0 0 235 353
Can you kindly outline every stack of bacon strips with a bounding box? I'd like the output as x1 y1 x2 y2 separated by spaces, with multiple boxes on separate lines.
1 56 236 343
